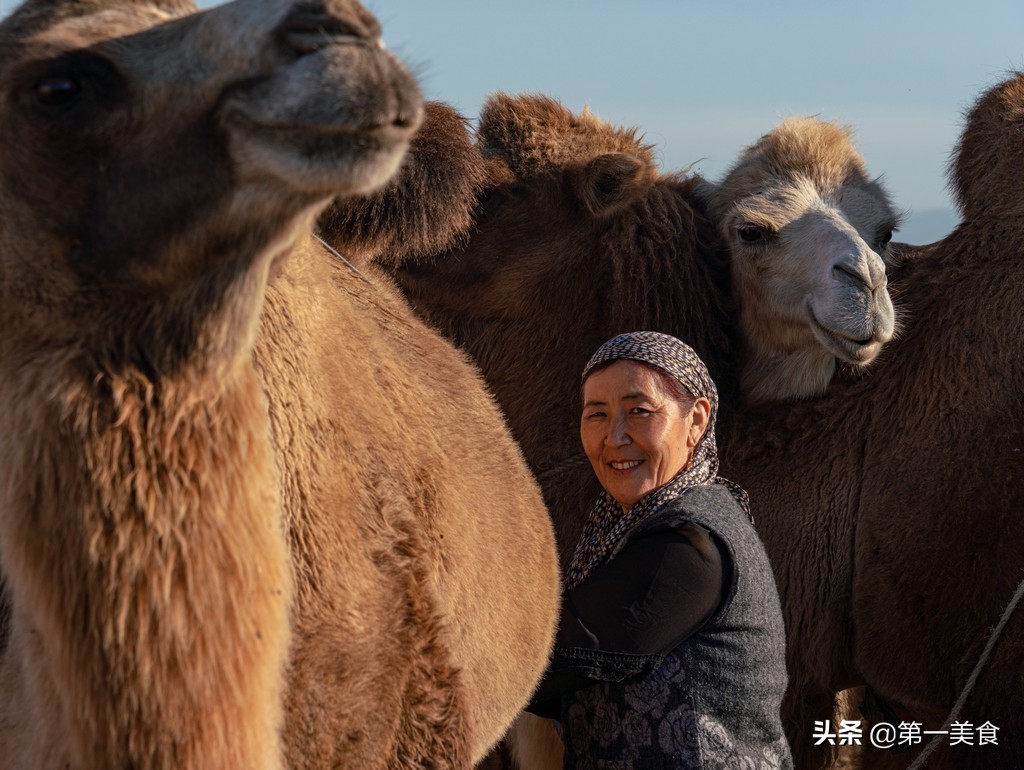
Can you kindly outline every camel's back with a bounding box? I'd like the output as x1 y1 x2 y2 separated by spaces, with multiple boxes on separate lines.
253 236 559 767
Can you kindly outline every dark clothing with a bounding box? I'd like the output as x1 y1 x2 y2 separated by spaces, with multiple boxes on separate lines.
531 522 727 714
531 485 792 769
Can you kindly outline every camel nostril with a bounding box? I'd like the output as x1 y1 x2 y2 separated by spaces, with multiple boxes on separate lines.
279 3 376 55
832 262 867 288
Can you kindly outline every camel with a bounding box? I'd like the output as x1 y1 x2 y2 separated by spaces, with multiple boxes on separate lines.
698 116 899 405
0 0 559 768
342 88 1024 769
704 74 1024 767
366 94 900 559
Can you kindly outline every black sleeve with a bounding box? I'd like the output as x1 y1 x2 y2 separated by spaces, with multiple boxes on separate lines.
527 522 726 712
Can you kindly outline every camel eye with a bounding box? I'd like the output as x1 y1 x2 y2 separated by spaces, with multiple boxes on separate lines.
737 224 769 245
878 230 893 248
33 76 82 109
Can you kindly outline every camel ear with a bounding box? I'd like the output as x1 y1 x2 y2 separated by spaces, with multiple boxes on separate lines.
576 153 650 218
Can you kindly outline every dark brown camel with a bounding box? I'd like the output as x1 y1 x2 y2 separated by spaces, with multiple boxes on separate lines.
332 88 1024 769
0 1 559 768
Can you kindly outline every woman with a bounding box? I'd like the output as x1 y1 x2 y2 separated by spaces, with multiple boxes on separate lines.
529 331 792 769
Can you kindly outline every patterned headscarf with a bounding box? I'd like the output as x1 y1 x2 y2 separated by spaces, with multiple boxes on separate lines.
564 331 750 590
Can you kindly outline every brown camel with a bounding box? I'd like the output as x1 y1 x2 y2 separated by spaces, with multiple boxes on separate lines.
0 1 559 768
365 94 899 560
345 88 1024 769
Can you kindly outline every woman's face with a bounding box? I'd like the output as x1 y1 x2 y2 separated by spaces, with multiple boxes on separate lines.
581 360 710 511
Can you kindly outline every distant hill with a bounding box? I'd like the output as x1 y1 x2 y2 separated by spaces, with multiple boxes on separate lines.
898 207 959 245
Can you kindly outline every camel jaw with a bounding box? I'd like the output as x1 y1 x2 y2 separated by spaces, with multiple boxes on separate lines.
806 301 890 366
225 111 416 195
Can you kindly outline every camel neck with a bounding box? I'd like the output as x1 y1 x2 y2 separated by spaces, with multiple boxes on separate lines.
0 365 292 770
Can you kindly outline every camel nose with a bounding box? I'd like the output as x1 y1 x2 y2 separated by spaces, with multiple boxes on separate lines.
832 251 887 294
278 0 382 55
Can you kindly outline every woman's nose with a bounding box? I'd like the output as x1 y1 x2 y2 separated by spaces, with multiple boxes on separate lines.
606 414 630 446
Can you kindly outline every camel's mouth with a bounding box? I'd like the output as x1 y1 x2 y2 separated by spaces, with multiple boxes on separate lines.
221 37 422 199
226 110 415 196
807 304 883 365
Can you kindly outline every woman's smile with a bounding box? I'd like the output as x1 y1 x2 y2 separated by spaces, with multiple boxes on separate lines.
607 459 644 471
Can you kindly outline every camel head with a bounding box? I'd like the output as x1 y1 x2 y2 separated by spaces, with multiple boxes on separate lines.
699 117 901 405
394 93 725 348
0 0 421 381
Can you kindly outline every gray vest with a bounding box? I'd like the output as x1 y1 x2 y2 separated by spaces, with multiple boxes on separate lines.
560 484 793 769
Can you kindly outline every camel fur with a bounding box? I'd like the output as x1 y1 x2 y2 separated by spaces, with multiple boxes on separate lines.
0 1 559 768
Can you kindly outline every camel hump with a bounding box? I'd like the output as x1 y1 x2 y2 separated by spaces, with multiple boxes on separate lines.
951 71 1024 220
478 91 656 174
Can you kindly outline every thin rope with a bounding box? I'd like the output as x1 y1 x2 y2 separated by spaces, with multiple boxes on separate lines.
906 573 1024 769
313 233 374 286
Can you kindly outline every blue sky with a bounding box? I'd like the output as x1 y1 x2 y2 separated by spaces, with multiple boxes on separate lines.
363 0 1024 243
5 0 1021 242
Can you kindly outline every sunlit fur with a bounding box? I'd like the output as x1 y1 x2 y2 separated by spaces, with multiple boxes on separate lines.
0 0 558 767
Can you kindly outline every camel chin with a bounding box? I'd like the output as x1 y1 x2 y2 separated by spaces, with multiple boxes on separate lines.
806 304 889 367
227 115 416 198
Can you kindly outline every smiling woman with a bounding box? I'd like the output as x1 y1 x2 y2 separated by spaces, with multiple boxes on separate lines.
580 360 710 511
528 331 792 769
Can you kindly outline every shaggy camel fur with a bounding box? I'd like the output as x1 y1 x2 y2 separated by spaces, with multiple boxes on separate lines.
353 88 1024 769
0 1 559 768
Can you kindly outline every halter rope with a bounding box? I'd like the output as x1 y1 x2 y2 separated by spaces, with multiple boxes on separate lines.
906 573 1024 768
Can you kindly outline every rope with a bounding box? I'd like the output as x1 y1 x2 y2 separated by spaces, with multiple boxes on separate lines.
907 573 1024 768
313 233 374 286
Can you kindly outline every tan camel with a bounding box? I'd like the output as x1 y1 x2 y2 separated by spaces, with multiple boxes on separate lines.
732 73 1024 768
0 1 559 768
346 87 1024 769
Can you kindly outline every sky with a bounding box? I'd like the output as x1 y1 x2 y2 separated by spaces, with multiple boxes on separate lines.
3 0 1021 243
359 0 1024 244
